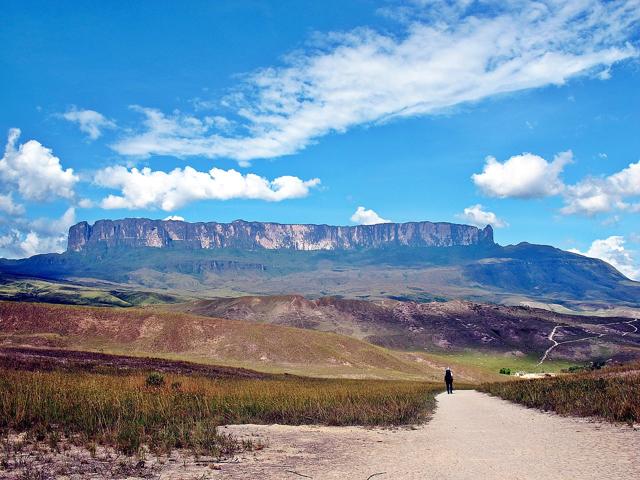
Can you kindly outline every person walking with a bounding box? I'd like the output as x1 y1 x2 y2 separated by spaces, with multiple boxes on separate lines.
444 367 453 394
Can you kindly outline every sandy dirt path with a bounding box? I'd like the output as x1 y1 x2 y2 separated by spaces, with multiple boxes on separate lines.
204 390 640 480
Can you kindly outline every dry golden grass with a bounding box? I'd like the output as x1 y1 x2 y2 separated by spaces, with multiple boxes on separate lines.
479 363 640 424
0 367 440 457
0 301 458 380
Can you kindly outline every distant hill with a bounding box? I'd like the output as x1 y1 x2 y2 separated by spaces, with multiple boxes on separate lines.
171 295 640 364
0 301 491 381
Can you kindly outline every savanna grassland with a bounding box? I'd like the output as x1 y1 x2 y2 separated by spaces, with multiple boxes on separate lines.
479 363 640 424
0 357 441 459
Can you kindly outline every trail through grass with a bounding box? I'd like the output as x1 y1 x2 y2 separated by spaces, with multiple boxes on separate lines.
0 368 440 457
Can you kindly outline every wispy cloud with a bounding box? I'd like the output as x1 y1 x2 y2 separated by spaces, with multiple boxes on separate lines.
61 106 116 140
111 0 638 163
0 193 24 216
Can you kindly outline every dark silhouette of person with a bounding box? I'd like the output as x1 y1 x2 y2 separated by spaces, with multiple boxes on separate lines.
444 367 453 394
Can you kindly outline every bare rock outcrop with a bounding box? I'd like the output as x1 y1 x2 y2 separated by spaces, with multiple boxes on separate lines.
67 218 494 252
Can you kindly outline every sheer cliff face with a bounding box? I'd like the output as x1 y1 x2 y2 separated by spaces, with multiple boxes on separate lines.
67 219 494 252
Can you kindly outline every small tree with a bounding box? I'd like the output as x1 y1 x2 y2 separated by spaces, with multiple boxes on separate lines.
499 367 511 375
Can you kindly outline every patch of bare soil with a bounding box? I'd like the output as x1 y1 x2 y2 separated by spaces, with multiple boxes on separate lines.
217 390 640 479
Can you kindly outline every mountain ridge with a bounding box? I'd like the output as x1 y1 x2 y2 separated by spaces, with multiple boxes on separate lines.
67 218 494 252
1 217 638 308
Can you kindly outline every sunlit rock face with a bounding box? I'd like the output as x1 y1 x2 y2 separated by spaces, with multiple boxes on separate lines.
67 218 494 252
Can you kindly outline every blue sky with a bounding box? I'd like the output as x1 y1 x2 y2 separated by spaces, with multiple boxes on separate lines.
1 0 640 278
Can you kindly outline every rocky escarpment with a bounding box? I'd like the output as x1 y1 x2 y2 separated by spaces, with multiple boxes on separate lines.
67 218 494 252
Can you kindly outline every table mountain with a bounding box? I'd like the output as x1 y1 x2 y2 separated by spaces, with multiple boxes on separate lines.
67 218 494 252
1 218 638 308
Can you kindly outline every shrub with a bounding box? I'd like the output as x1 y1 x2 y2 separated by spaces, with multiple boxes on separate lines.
499 367 511 375
145 372 165 387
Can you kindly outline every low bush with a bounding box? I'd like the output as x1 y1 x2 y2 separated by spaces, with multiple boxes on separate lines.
145 372 165 387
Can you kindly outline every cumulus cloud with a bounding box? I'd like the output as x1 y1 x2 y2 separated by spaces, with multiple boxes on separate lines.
561 160 640 216
0 128 78 201
473 150 640 217
350 206 391 225
61 106 116 140
472 151 572 199
570 236 639 280
110 1 638 163
94 165 320 211
0 207 76 259
163 215 185 221
457 204 507 228
17 231 66 258
0 193 24 215
28 207 76 238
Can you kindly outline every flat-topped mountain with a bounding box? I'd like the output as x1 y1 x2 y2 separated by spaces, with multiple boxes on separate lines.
2 217 638 308
68 218 494 252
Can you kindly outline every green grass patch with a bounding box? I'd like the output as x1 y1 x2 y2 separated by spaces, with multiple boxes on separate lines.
426 350 574 375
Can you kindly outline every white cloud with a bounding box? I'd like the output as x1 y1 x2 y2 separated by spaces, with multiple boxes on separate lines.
61 106 116 140
472 151 572 199
561 160 640 216
570 236 639 280
0 193 24 215
28 207 76 238
111 1 638 162
350 206 391 225
0 207 76 259
94 165 320 211
457 204 507 228
472 150 640 216
0 128 78 201
17 231 66 258
77 198 94 208
163 215 185 221
0 230 21 252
